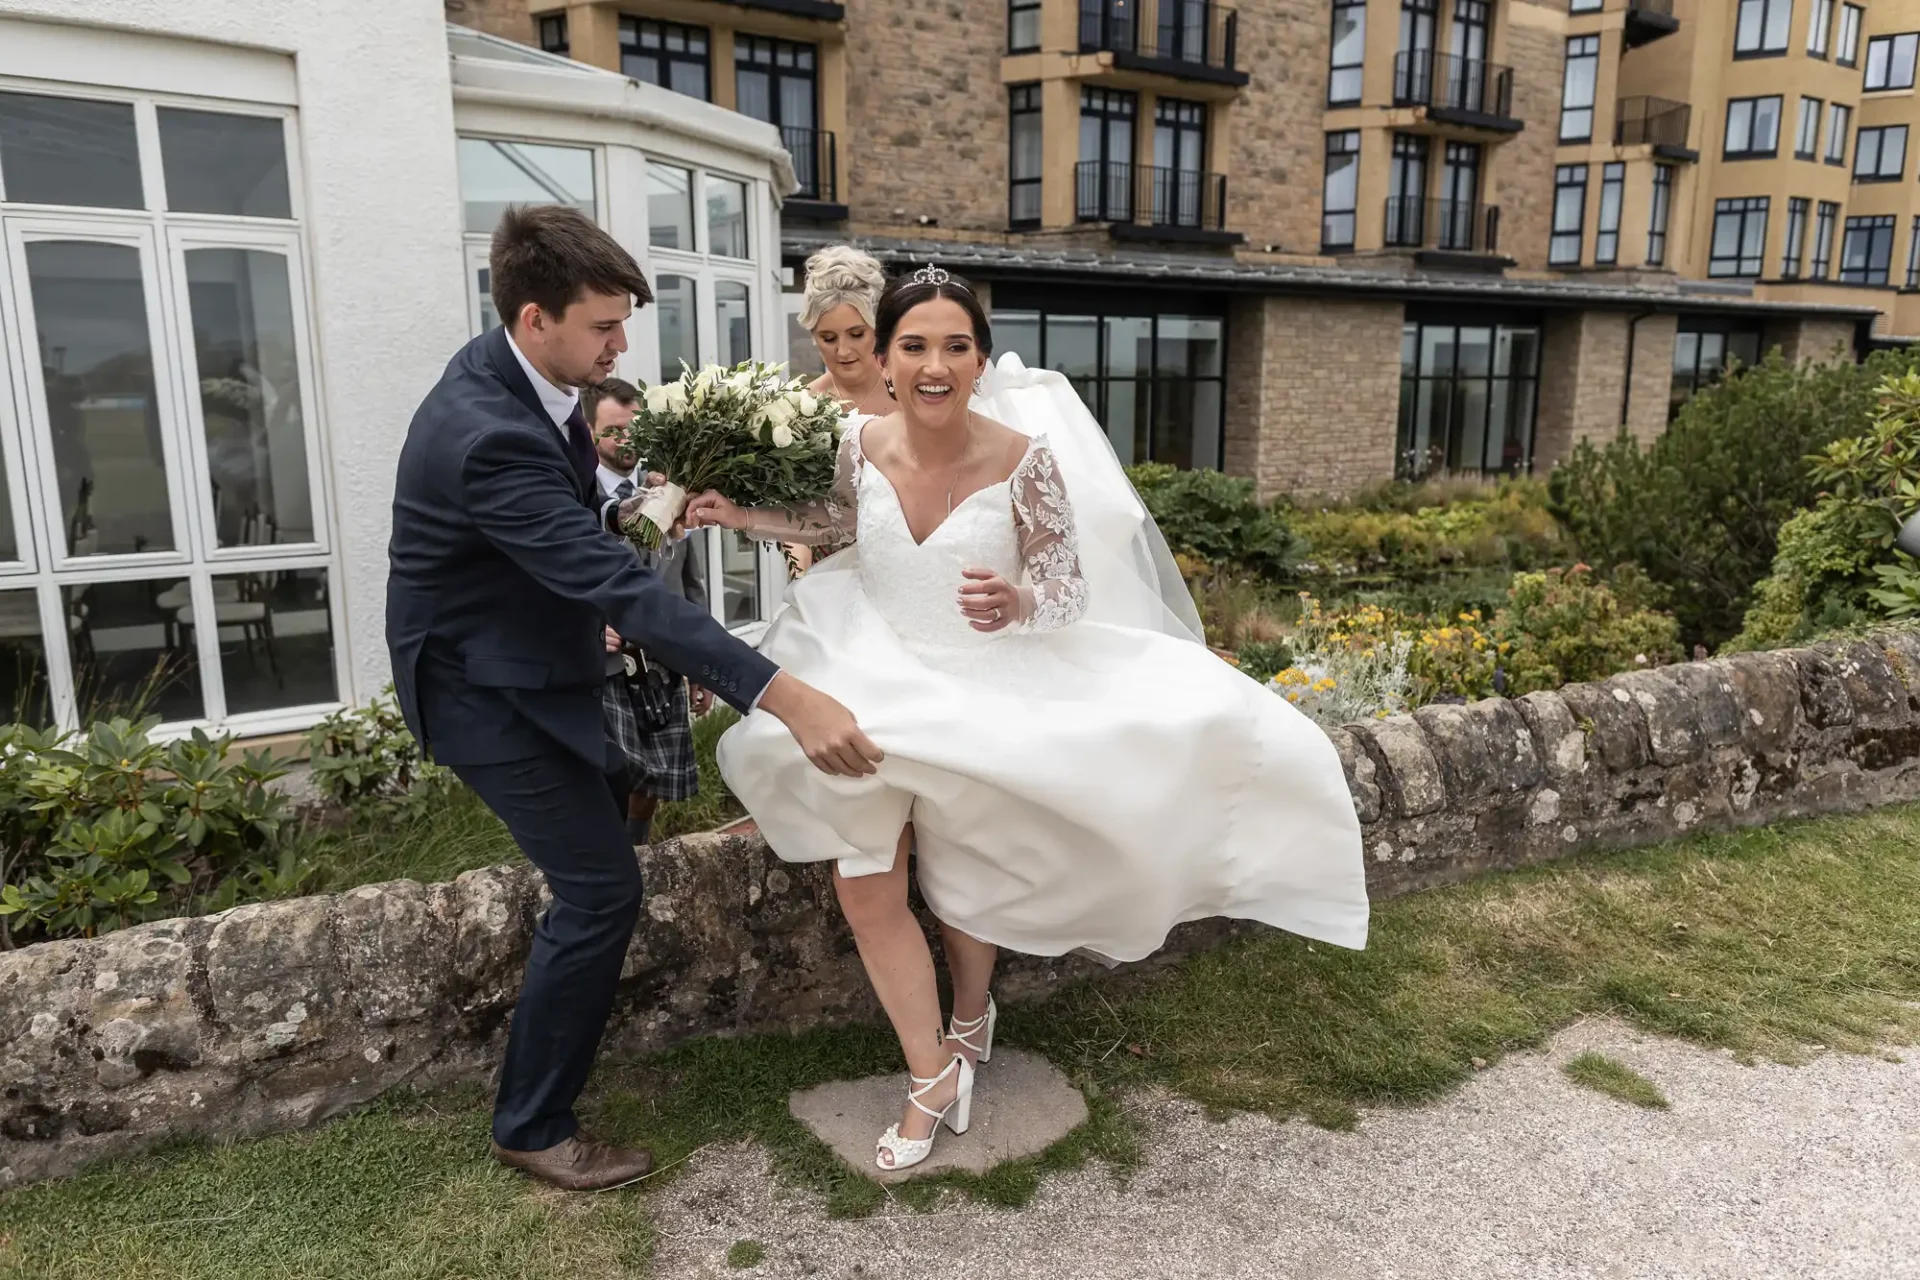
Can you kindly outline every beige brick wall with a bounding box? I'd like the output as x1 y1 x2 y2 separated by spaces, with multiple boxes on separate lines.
1534 310 1676 466
842 0 1007 234
448 0 536 44
1774 317 1860 365
1494 22 1568 272
1225 0 1333 255
1624 313 1677 449
1227 296 1402 499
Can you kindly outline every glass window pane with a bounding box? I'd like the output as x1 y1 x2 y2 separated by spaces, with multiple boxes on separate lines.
1156 315 1224 376
475 263 499 335
0 589 52 728
719 529 761 626
184 249 314 547
157 109 291 218
1105 378 1142 465
1457 326 1494 377
1186 379 1222 469
648 163 695 250
715 280 751 366
26 241 175 556
655 273 699 377
456 138 595 235
1105 316 1152 377
213 567 335 715
66 578 202 724
997 309 1042 366
0 92 143 209
707 177 749 259
1045 315 1100 378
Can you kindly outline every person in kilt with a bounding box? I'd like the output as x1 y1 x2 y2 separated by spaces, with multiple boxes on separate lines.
586 378 713 844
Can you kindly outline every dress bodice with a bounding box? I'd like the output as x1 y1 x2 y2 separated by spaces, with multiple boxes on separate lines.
855 463 1023 651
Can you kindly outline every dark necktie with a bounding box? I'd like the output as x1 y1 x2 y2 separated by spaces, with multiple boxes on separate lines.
615 477 636 502
563 402 597 496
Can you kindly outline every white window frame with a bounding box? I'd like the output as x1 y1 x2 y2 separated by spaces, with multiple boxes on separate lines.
0 77 345 737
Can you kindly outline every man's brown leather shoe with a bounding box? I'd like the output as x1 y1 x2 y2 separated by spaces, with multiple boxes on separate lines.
490 1132 654 1191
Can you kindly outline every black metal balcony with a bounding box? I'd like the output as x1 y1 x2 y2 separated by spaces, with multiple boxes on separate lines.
1623 0 1680 48
1075 160 1239 242
779 126 846 219
735 0 844 19
1614 96 1697 161
1384 196 1501 255
1392 50 1521 132
1076 0 1249 86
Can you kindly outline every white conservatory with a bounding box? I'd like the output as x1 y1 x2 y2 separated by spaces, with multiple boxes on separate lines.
0 6 794 738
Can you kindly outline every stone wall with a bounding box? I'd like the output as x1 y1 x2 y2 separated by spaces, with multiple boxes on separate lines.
5 633 1919 1188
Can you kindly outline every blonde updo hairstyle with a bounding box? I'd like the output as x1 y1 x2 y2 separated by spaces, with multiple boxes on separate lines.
799 245 887 331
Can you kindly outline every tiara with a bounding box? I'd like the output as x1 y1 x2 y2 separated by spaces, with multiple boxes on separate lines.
910 262 953 287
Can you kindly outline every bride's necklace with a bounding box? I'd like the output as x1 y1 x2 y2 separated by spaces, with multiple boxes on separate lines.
832 375 891 418
904 412 978 515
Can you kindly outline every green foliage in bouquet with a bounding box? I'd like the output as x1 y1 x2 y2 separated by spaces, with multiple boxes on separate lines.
620 360 845 549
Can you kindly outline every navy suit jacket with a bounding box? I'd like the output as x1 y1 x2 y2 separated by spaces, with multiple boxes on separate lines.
386 328 778 767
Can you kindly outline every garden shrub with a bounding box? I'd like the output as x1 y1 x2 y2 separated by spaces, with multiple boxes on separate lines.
1288 478 1565 590
1126 463 1304 581
1493 564 1682 695
1727 371 1920 650
305 690 458 813
1548 346 1920 650
0 718 291 943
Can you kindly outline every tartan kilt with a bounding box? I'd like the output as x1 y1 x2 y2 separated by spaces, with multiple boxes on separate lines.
602 670 699 801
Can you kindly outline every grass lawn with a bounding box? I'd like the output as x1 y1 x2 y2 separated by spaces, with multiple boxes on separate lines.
5 803 1918 1279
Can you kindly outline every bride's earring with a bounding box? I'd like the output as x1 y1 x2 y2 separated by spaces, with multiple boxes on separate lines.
884 377 896 398
973 374 983 394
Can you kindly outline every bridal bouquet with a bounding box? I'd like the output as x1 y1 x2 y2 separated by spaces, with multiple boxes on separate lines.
619 359 844 550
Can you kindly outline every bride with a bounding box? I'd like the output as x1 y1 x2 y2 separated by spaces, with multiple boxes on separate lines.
685 266 1368 1171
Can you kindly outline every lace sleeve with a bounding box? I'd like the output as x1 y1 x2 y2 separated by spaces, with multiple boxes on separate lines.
1009 439 1089 632
738 423 862 546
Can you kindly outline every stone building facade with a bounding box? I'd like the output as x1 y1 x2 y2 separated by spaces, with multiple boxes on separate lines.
452 0 1898 497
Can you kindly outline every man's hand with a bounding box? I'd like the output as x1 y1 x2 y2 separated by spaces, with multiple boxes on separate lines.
689 684 714 716
604 625 623 653
756 672 882 777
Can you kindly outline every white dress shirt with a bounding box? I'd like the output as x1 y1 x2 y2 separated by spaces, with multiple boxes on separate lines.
504 330 579 433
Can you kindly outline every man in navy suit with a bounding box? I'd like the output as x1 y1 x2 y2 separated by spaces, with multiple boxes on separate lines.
387 205 880 1191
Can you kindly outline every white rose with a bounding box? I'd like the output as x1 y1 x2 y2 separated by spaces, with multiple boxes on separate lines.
797 391 819 417
662 383 689 413
770 423 795 448
764 397 796 427
727 370 754 394
644 384 672 415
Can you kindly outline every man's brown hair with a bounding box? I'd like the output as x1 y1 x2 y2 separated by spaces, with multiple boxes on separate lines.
489 205 652 330
581 376 640 425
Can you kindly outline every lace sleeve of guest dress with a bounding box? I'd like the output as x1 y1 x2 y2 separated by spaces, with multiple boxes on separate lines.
1009 440 1090 633
736 423 864 546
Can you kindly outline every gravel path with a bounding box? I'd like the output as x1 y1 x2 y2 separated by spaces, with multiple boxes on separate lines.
646 1020 1920 1279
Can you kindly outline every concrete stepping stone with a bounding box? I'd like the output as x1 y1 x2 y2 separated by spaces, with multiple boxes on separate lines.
788 1048 1089 1183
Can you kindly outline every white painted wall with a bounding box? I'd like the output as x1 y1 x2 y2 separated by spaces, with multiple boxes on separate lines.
3 0 471 707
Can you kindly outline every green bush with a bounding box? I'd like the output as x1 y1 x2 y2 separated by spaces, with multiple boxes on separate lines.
1288 478 1565 590
1126 463 1304 580
1495 565 1683 695
305 691 457 814
1548 347 1920 650
1728 370 1920 649
0 717 290 943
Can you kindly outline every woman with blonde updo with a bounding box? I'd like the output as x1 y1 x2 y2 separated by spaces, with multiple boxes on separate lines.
787 246 892 570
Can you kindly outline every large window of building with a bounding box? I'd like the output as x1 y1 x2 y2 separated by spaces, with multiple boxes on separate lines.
1709 196 1769 277
1671 319 1764 418
1077 87 1137 222
1808 0 1833 56
1724 96 1783 159
1838 4 1864 66
1595 163 1624 264
1648 164 1674 265
1839 213 1895 283
1550 164 1587 265
1907 216 1920 287
619 18 711 100
1560 36 1600 143
1854 124 1908 180
1782 196 1811 277
1009 84 1042 228
735 37 819 196
1825 103 1852 164
1397 318 1541 480
1008 0 1042 53
1796 96 1823 159
1813 200 1840 277
994 294 1226 470
538 14 569 57
0 88 340 733
1329 0 1367 105
1322 131 1360 250
1735 0 1793 56
1865 33 1920 90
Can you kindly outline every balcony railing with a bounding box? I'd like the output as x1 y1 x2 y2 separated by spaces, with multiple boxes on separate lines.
1075 160 1229 231
1077 0 1241 77
1384 196 1501 253
1614 96 1692 151
1392 50 1517 123
1623 0 1680 47
780 126 838 203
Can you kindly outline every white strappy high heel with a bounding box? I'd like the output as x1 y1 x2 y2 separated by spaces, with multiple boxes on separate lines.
875 1053 973 1171
947 993 997 1065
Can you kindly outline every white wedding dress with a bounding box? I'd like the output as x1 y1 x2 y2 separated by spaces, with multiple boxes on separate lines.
716 360 1369 962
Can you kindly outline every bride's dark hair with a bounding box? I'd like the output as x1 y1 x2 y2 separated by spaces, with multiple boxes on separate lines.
873 270 993 357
